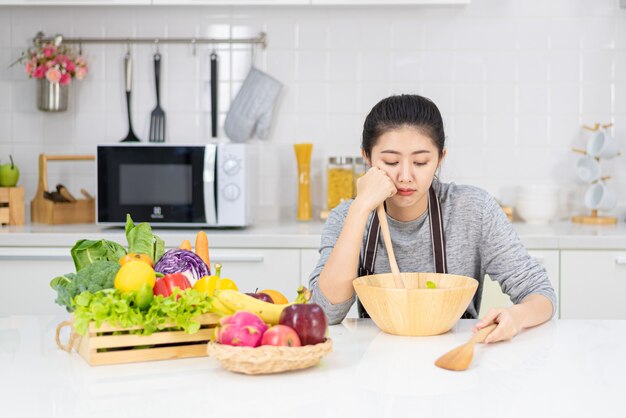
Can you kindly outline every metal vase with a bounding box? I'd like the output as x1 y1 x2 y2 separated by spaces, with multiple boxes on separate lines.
37 79 68 112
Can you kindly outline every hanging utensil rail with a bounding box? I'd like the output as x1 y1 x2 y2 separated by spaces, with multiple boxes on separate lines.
33 31 267 50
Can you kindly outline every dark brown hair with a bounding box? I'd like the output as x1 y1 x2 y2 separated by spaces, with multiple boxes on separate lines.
362 94 446 158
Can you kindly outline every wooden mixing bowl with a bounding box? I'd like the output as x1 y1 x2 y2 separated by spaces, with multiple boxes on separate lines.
353 272 478 336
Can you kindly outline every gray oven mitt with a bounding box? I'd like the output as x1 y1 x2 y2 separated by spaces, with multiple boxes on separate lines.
224 67 283 142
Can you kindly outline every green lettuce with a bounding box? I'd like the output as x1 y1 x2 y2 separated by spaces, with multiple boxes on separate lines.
72 288 213 336
71 239 127 271
125 214 165 263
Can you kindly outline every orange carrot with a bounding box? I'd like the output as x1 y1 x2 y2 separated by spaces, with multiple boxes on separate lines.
195 231 210 266
180 239 192 251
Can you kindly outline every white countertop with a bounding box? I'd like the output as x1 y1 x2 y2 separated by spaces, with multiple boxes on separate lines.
1 219 626 250
1 316 625 418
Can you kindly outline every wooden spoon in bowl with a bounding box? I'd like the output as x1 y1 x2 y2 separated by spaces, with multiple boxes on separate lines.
434 324 497 371
377 204 404 289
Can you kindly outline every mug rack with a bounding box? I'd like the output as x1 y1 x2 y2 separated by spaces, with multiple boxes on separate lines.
571 122 620 225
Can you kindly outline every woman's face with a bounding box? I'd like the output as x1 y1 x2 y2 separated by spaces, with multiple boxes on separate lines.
367 126 445 212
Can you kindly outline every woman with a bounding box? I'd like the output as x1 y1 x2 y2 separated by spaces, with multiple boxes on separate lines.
309 94 555 344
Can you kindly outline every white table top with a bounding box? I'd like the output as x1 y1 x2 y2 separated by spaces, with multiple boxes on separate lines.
1 316 625 418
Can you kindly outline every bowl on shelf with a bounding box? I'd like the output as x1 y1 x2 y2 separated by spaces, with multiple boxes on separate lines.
353 272 478 337
515 185 559 224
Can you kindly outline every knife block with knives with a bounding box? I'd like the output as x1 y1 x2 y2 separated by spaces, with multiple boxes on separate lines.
30 154 96 225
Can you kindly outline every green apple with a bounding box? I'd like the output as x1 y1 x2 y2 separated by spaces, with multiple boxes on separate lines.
0 155 20 187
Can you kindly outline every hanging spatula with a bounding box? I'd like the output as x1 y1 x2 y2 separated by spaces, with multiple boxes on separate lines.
121 51 140 142
149 52 165 142
434 324 497 371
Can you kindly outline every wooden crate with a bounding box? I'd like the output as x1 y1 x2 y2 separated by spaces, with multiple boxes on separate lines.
0 187 25 226
56 313 220 366
30 154 95 224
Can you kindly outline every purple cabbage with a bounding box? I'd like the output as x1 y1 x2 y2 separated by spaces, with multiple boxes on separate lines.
154 249 210 284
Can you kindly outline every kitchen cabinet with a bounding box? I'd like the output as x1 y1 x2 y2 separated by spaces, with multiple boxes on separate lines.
152 0 307 4
0 1 150 4
479 250 560 318
560 250 626 319
310 0 469 4
0 246 300 316
0 247 75 316
208 248 300 296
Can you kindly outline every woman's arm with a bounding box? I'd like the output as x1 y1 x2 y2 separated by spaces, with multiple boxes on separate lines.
475 192 557 343
317 167 396 304
475 294 554 343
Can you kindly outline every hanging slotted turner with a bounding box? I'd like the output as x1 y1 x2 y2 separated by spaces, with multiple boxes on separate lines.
149 52 166 142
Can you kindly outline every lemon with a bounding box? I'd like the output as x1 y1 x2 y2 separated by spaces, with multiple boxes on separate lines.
114 260 156 293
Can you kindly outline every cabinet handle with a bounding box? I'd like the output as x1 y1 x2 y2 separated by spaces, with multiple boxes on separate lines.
616 257 626 265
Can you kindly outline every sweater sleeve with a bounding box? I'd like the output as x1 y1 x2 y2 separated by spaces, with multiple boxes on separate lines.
308 202 358 325
479 194 557 317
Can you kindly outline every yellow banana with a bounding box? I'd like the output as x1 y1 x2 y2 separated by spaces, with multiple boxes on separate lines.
214 290 293 325
211 297 235 317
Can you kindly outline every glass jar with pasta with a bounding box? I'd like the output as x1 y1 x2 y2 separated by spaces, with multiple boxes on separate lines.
327 156 354 210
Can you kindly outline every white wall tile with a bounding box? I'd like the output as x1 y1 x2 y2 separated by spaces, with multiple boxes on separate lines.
328 83 357 114
297 50 327 82
453 52 486 83
2 0 626 214
297 82 328 113
359 51 390 82
453 83 485 113
582 50 614 83
420 51 454 83
0 12 12 48
518 114 549 147
518 83 548 115
485 112 516 148
0 113 11 143
550 83 581 115
582 83 612 114
515 18 551 50
549 51 581 83
453 113 485 147
328 50 358 82
485 51 517 83
517 51 549 82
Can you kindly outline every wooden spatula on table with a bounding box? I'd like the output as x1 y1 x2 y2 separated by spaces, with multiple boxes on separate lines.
435 323 497 371
377 204 404 289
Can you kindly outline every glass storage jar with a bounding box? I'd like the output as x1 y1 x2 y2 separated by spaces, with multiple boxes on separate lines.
353 156 367 198
327 156 354 210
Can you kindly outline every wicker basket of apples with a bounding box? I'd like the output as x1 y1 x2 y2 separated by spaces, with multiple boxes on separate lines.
206 288 331 375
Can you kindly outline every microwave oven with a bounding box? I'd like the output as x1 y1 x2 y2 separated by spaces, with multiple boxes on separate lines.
97 143 257 227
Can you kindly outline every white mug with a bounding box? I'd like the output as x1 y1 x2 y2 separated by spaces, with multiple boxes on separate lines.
575 155 601 183
586 129 619 159
584 182 617 211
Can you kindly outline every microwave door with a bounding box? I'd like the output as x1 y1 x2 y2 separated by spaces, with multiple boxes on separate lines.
203 144 217 225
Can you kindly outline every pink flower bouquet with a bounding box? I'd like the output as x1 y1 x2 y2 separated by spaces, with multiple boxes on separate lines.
23 42 88 85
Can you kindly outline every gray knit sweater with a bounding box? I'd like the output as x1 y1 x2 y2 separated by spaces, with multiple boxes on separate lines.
308 182 557 325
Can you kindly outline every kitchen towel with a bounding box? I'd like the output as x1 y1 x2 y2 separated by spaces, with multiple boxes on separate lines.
224 67 283 143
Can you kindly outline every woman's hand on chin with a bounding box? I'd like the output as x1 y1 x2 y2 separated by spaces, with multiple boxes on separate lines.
354 166 397 212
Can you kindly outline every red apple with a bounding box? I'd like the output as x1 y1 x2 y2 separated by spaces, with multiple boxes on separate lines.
245 292 274 303
278 303 328 346
261 325 301 347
